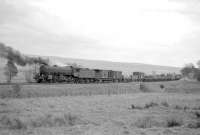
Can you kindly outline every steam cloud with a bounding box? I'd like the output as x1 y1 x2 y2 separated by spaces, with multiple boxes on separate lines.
0 43 48 65
0 42 49 82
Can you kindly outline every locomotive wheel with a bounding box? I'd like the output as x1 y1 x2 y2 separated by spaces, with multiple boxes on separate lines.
37 79 42 83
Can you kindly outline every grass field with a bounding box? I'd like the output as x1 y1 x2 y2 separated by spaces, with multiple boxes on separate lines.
0 80 200 135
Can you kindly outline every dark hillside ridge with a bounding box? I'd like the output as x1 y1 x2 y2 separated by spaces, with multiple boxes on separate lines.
46 56 180 76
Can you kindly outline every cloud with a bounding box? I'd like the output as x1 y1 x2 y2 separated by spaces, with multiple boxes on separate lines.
168 0 200 23
0 0 38 24
0 0 200 67
0 0 98 57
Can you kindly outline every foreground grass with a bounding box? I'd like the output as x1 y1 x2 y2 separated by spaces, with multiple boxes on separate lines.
0 83 141 98
0 93 200 135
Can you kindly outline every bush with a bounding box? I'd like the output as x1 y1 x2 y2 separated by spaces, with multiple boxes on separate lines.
194 111 200 118
131 104 143 110
161 101 169 107
160 84 165 89
0 115 27 130
166 117 183 127
187 121 200 129
193 106 200 110
144 102 158 109
54 117 66 127
174 105 182 110
64 113 77 126
10 118 27 130
131 102 159 110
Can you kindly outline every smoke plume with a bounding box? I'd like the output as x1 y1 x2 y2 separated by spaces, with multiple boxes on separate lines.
0 43 48 65
0 42 49 82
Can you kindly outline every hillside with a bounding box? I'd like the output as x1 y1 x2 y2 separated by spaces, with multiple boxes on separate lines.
47 56 181 75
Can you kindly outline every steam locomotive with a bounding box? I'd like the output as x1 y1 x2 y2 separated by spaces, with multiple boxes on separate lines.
34 65 123 83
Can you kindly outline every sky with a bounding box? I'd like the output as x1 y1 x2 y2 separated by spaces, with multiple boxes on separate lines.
0 0 200 67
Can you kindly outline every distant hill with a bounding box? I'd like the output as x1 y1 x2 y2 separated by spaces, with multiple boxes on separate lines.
0 56 180 83
46 56 181 76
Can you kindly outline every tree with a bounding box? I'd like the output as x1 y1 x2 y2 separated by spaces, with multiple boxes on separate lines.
195 69 200 81
197 60 200 68
181 62 200 81
195 61 200 81
180 63 195 77
4 60 18 83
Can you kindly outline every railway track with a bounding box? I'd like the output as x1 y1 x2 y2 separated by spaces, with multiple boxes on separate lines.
0 79 180 86
0 82 47 86
0 81 131 86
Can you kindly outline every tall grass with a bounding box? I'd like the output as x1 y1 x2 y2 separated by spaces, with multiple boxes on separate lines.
0 84 22 98
0 83 139 98
0 115 27 130
0 113 82 129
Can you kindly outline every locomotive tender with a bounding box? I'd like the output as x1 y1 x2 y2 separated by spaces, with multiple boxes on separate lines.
34 65 123 83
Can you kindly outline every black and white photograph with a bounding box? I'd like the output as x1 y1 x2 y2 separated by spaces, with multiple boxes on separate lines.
0 0 200 134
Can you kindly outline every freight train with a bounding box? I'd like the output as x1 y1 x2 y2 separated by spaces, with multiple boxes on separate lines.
34 65 182 83
131 72 182 82
34 65 123 83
